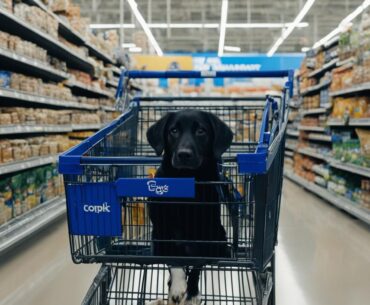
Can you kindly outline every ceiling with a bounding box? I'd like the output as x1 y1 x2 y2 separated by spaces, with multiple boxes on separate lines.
74 0 363 54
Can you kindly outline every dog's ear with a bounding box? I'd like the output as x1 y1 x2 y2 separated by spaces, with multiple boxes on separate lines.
146 113 173 156
207 112 233 159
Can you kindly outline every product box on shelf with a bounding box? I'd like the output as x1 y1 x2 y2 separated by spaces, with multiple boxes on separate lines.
0 164 64 225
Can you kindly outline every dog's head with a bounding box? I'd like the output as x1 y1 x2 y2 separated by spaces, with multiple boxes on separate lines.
147 110 233 170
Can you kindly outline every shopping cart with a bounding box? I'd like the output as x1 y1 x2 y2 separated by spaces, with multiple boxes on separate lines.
59 70 293 305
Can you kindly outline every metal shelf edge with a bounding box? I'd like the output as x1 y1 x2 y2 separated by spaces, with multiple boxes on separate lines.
0 197 66 255
329 160 370 178
0 155 58 175
284 171 370 225
0 88 98 110
0 47 69 80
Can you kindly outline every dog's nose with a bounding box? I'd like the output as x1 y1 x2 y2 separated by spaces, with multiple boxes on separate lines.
177 149 193 160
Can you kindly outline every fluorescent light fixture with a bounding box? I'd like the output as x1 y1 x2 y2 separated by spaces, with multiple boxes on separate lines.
90 22 309 30
301 47 310 52
122 43 136 48
129 46 142 52
267 0 316 57
218 0 228 56
127 0 163 56
90 23 135 29
226 22 309 28
313 0 370 49
224 46 241 52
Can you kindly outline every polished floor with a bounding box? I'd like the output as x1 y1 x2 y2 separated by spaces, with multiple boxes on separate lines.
0 179 369 305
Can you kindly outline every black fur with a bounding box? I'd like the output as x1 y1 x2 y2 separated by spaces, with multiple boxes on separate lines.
147 110 233 300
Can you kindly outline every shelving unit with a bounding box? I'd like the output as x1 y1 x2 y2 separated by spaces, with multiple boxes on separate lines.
67 80 115 98
0 8 94 74
0 124 72 135
329 82 370 97
0 196 66 255
285 171 370 225
0 88 99 110
0 1 119 237
0 155 58 175
0 47 69 82
300 79 331 96
286 18 370 225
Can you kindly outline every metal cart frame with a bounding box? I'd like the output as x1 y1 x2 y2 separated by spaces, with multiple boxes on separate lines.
59 69 293 305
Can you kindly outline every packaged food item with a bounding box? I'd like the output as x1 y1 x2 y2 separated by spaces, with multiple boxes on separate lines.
0 71 11 88
11 173 24 217
356 128 370 157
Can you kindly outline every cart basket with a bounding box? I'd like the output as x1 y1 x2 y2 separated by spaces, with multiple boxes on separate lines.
59 70 293 271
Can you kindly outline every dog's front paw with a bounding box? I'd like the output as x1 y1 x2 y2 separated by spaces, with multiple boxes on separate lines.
146 299 165 305
168 269 187 305
183 293 202 305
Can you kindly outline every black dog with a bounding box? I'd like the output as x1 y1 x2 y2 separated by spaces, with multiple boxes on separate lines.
146 110 233 305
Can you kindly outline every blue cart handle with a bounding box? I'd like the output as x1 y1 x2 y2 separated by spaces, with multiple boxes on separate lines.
118 69 294 99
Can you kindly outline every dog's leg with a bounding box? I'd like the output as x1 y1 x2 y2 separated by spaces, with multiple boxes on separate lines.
184 268 202 305
168 268 187 305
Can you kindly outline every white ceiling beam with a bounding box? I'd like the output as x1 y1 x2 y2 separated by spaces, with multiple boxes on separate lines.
126 0 163 56
218 0 228 56
90 22 309 29
267 0 316 56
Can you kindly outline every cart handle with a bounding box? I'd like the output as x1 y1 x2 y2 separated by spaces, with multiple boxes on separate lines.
116 69 294 100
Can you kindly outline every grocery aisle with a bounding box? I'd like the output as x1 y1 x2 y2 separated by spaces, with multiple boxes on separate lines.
0 179 369 305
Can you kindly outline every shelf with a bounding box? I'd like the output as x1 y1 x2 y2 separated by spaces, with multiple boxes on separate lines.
329 160 370 179
323 36 339 49
327 117 370 127
0 88 98 110
0 47 69 82
24 0 115 65
297 148 327 160
298 125 326 132
286 129 299 137
85 42 114 64
330 82 370 97
106 79 119 88
301 108 328 116
0 196 66 255
112 66 122 76
285 151 294 157
71 123 102 131
284 170 370 225
285 143 297 151
0 8 94 74
349 118 370 126
0 124 72 135
0 155 58 176
67 80 115 98
308 58 338 78
327 118 346 126
307 133 331 142
336 57 356 68
301 80 331 96
101 105 117 112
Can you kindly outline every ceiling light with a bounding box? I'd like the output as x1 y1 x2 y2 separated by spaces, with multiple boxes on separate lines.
122 43 136 48
89 22 309 30
90 23 135 29
224 46 241 52
129 46 142 53
267 0 316 57
313 0 370 48
218 0 228 57
226 22 309 28
127 0 163 56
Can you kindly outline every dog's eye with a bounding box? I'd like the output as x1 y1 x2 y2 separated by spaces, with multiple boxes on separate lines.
170 128 178 135
196 128 206 136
